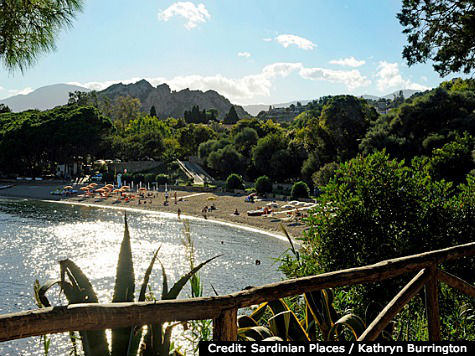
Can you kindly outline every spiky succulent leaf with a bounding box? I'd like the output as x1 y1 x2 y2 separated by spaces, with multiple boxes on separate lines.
328 314 366 341
128 246 161 356
237 315 259 328
164 255 220 300
56 261 109 356
238 326 274 341
111 214 136 356
266 299 310 341
250 302 268 322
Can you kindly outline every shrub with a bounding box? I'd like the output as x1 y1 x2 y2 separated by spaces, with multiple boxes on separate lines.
226 173 244 191
144 173 155 184
290 181 309 200
280 151 475 313
133 173 144 184
102 171 114 183
122 173 133 185
312 162 339 187
155 174 168 185
255 175 272 195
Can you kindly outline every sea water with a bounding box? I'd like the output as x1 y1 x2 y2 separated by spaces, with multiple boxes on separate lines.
0 198 288 355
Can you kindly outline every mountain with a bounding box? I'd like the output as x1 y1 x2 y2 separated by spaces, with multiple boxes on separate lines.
99 80 249 120
361 89 421 101
0 84 90 112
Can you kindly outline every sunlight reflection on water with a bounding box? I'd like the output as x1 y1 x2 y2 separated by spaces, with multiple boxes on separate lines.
0 199 288 355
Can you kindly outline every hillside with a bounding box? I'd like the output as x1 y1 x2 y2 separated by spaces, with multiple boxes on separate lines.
0 84 90 112
99 80 249 120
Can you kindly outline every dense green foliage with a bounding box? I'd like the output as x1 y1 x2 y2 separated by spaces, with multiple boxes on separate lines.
290 181 309 200
255 175 272 195
398 0 475 76
0 105 111 176
225 173 244 191
280 151 475 323
1 79 474 199
360 86 475 160
0 0 83 71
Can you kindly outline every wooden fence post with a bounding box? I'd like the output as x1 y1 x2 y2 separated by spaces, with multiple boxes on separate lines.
213 308 238 341
425 264 441 341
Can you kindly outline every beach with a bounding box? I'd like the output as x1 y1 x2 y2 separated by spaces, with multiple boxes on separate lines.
0 182 308 238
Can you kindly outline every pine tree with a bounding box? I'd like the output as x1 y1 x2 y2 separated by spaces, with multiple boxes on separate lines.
223 106 239 124
150 105 157 118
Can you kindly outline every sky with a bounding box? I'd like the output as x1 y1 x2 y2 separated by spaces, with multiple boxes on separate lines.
0 0 467 105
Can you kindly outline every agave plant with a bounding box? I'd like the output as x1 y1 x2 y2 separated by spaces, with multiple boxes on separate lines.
238 291 366 341
36 214 219 356
238 225 366 342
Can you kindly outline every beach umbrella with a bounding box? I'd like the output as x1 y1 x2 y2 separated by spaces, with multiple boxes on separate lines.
80 187 89 191
63 186 73 190
207 196 216 201
122 186 130 191
96 188 106 193
89 183 98 187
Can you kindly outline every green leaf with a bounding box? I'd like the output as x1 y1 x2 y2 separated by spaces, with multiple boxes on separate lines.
328 313 366 341
163 255 221 300
238 326 274 341
159 260 168 298
111 214 136 356
57 260 110 356
266 299 310 341
237 315 259 328
128 246 161 356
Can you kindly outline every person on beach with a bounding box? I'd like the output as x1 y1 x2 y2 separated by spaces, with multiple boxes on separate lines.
202 206 208 219
174 191 177 204
177 208 181 219
234 208 239 215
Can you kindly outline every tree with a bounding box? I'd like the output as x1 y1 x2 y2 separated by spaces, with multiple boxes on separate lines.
0 104 11 113
360 85 475 159
423 133 475 185
280 151 475 311
255 175 272 195
226 173 244 191
0 0 83 71
150 105 158 118
223 106 239 125
290 181 309 200
207 145 246 177
252 133 288 178
233 127 258 157
398 0 475 76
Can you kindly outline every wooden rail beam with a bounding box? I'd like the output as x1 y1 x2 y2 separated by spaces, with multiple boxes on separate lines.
1 242 475 342
358 269 430 341
425 265 440 341
213 308 238 341
438 270 475 298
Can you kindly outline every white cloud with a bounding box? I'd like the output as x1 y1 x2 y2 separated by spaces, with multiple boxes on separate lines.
69 63 371 104
262 62 303 77
376 61 429 92
157 2 210 30
275 34 316 50
237 52 251 58
7 87 34 96
262 38 273 42
299 67 371 90
329 57 365 67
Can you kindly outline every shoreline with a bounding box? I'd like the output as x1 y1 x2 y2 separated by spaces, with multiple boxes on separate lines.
0 182 307 241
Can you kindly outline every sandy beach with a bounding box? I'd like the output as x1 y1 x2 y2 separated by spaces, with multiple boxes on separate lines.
0 182 308 239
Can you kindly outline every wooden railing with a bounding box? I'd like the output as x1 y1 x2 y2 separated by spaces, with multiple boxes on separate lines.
1 242 475 342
